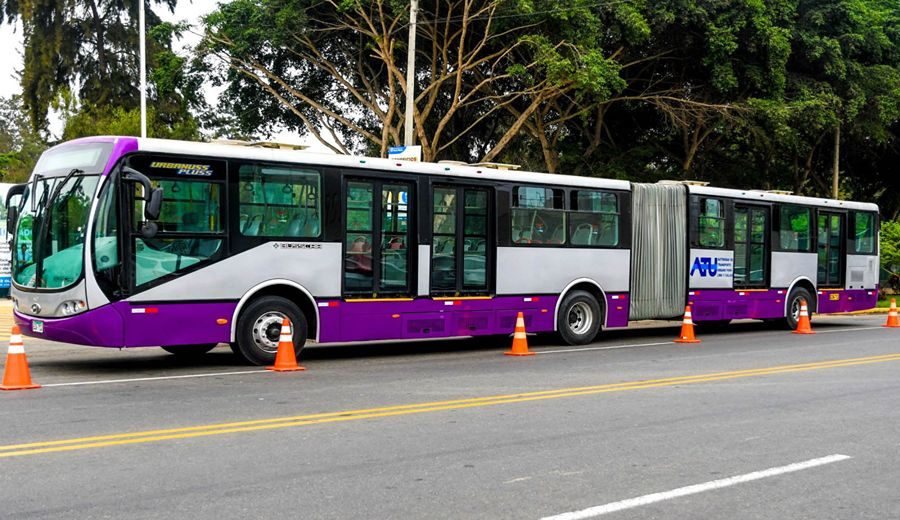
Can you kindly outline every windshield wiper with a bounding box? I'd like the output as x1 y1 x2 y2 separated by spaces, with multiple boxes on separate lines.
30 174 43 212
44 169 82 210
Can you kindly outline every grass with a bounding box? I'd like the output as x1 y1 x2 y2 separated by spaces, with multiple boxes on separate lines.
877 298 894 308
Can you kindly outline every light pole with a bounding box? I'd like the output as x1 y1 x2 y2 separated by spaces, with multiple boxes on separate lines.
139 0 147 138
403 0 417 146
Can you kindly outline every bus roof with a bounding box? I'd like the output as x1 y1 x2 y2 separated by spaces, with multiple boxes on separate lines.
55 137 880 212
135 137 633 192
689 185 879 212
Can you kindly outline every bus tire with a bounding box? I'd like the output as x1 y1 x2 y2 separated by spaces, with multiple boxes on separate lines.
557 290 602 346
778 287 814 330
161 344 218 357
232 296 307 366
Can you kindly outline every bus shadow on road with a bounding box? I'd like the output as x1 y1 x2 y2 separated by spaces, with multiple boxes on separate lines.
29 316 874 375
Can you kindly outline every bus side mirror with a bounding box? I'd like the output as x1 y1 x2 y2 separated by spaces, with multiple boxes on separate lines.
145 188 163 221
5 184 25 238
122 167 163 222
6 206 17 239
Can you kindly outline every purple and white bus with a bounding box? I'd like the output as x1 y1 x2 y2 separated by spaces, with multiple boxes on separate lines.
6 137 879 364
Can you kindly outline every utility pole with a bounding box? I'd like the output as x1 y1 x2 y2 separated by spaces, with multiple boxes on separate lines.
139 0 147 138
832 123 840 199
403 0 417 146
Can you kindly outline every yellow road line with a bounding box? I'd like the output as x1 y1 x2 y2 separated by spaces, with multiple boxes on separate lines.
2 352 900 458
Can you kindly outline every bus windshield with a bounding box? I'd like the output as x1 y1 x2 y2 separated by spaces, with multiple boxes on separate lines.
13 174 101 289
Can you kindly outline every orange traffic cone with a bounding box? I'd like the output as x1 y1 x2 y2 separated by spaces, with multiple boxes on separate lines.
505 312 535 356
267 318 305 372
674 305 701 344
792 299 815 334
884 298 899 328
1 326 40 390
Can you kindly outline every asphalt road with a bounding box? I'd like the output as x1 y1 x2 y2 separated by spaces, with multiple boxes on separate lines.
1 313 899 519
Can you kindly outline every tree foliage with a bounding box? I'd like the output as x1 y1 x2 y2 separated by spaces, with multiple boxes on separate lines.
0 95 46 182
0 0 203 139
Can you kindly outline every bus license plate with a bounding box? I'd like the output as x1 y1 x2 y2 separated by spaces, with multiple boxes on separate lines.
32 320 43 334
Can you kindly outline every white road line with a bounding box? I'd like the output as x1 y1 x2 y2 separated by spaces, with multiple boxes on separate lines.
816 326 885 334
536 342 672 355
41 370 269 388
540 454 852 520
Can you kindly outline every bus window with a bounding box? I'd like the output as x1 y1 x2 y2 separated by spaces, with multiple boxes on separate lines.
238 165 321 238
380 184 410 291
345 182 374 293
697 198 725 248
569 191 619 247
511 186 565 245
136 180 222 234
779 205 811 252
127 165 226 289
853 212 875 254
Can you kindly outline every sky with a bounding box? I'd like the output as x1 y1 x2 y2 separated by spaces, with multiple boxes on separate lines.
0 1 324 149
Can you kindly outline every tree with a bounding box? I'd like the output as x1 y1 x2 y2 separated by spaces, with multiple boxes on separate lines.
881 219 900 292
0 0 205 138
0 95 46 182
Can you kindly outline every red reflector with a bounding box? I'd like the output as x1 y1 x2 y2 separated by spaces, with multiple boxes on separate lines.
329 301 340 307
146 307 159 314
532 297 540 302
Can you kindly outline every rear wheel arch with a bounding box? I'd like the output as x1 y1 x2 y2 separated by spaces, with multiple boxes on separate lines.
785 277 817 314
554 279 608 330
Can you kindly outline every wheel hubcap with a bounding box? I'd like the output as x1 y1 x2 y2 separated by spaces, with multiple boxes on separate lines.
567 302 593 335
252 312 288 353
790 298 802 322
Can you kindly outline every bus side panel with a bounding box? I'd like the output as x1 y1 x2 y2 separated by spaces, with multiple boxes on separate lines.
319 296 557 343
845 255 879 291
816 289 878 314
118 301 237 347
131 243 343 304
494 247 630 295
689 289 786 321
770 252 817 289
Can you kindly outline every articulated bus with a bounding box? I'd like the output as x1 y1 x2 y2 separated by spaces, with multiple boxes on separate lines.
5 137 879 365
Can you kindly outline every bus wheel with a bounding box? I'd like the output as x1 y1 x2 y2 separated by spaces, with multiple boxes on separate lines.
778 287 814 330
557 290 602 346
161 344 218 357
232 296 307 366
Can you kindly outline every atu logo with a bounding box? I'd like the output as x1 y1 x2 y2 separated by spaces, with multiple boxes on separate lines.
691 257 719 277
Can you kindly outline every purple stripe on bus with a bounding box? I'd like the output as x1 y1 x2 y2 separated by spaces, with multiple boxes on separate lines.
14 305 125 347
103 137 139 175
316 295 560 343
688 288 877 321
15 301 236 348
605 292 630 328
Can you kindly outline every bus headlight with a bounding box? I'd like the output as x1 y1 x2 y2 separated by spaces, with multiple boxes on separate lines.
60 300 87 316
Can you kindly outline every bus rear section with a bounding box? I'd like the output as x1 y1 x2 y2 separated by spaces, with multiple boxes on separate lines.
685 187 879 328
